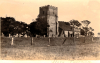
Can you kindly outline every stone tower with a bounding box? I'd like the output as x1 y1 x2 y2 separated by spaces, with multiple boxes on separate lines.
38 5 59 37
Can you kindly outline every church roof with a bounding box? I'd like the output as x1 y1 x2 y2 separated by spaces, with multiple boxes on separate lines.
58 21 72 31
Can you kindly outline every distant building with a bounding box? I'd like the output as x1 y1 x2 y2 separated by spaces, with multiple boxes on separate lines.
58 21 72 37
58 21 81 37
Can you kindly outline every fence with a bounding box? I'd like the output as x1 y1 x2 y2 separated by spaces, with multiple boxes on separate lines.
1 37 100 47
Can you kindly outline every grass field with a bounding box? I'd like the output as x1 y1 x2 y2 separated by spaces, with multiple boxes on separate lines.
1 37 100 60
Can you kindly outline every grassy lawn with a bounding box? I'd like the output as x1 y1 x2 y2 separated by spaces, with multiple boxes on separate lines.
1 37 100 60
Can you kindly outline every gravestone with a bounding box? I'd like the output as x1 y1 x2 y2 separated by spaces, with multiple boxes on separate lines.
19 34 21 37
15 34 18 37
36 35 38 38
64 31 68 37
9 34 11 37
24 34 27 38
2 33 4 37
44 35 45 38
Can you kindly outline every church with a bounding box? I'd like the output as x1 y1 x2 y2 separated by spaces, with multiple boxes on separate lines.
37 5 80 37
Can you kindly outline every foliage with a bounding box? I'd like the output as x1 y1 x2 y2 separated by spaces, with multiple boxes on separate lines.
82 27 89 36
29 21 37 36
29 17 47 36
81 27 94 36
1 17 28 36
88 31 94 36
88 27 94 31
1 17 16 36
69 19 81 27
81 20 93 36
81 20 91 27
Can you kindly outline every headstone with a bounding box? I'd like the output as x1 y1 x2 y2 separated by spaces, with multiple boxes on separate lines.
15 34 18 37
2 33 4 37
9 34 11 37
24 34 27 38
64 31 68 37
44 35 45 38
36 35 38 38
19 34 21 37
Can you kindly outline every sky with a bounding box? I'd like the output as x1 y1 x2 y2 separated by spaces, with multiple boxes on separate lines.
0 0 100 37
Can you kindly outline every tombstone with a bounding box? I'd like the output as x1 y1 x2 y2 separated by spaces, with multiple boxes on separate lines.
15 34 18 37
24 34 27 38
64 31 68 37
44 35 45 38
9 34 11 37
19 34 21 37
36 35 38 38
15 34 16 37
2 33 4 37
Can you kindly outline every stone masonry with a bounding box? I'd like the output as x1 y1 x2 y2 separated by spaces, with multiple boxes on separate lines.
38 5 59 37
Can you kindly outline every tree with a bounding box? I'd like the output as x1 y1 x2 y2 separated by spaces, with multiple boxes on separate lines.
81 20 91 42
9 25 15 35
88 31 94 36
89 27 94 32
1 17 16 36
35 21 47 36
81 20 91 27
70 20 82 37
82 27 89 36
69 19 81 42
29 21 37 37
69 19 81 27
81 20 91 36
1 17 29 37
35 18 47 36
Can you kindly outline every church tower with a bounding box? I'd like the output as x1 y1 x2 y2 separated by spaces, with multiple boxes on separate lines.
38 5 58 37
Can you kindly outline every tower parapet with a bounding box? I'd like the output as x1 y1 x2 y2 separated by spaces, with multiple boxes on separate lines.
40 5 57 10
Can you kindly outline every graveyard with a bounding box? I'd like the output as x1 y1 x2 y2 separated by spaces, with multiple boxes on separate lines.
1 37 100 60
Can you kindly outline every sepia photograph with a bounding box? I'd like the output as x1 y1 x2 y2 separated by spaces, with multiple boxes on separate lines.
0 0 100 62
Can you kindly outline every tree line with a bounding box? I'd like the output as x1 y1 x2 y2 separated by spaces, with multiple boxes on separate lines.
1 17 94 37
1 17 30 37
